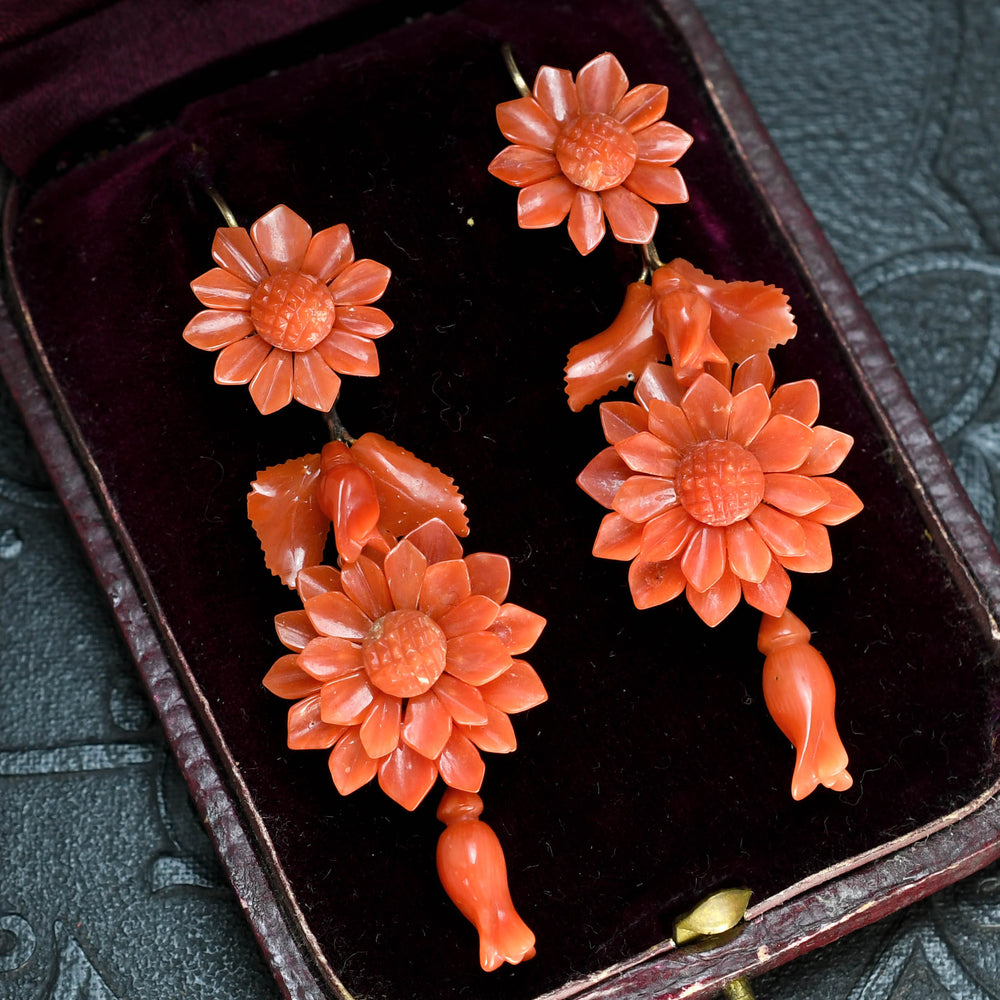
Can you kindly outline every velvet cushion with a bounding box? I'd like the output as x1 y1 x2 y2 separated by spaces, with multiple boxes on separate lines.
7 0 1000 998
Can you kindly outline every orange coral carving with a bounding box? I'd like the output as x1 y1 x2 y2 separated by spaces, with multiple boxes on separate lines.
489 53 692 254
247 454 329 587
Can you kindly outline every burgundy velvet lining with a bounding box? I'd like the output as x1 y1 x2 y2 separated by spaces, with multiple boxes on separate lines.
9 1 1000 998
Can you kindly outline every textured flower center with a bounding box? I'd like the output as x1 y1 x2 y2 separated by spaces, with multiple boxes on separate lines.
555 113 638 191
250 271 336 352
677 439 765 527
362 609 448 698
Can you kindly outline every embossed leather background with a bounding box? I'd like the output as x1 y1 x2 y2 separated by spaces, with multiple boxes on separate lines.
2 1 999 998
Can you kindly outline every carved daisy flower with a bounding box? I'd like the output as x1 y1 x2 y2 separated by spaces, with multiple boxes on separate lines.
183 205 392 414
489 52 693 255
263 518 547 810
577 359 863 626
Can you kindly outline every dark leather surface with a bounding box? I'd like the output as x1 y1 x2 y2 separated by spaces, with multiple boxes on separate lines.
1 1 998 998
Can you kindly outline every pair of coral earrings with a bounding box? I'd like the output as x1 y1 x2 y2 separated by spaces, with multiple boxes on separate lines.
182 50 861 972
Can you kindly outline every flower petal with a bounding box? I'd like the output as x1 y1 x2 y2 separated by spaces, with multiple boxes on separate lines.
439 595 501 638
263 654 319 700
496 96 559 149
725 521 772 584
681 373 733 440
191 267 254 309
316 329 379 377
300 223 354 282
333 305 393 339
612 475 678 522
490 604 546 656
640 506 698 562
305 590 372 639
778 519 832 573
488 145 562 187
299 635 364 682
578 446 633 507
769 380 820 427
593 512 644 560
461 704 517 753
320 672 375 725
288 694 344 750
437 731 486 792
359 694 402 759
251 204 313 274
340 556 393 621
732 353 775 395
600 401 650 441
446 632 512 686
383 539 427 611
686 568 741 626
809 477 864 525
249 349 294 414
566 188 606 255
748 415 815 472
728 383 772 447
479 659 547 713
465 552 511 604
625 162 688 205
646 397 697 452
212 227 267 284
615 431 680 477
798 427 855 476
330 259 391 306
292 349 342 410
577 52 629 115
433 675 489 726
749 505 808 558
378 743 439 810
616 83 669 131
599 185 659 243
183 309 254 351
635 121 695 163
533 66 579 122
329 730 379 795
419 559 472 618
764 474 830 517
628 557 686 609
214 336 271 384
680 525 727 592
741 559 791 616
297 565 342 602
406 519 464 564
517 176 576 228
402 691 453 759
274 610 319 652
637 365 687 409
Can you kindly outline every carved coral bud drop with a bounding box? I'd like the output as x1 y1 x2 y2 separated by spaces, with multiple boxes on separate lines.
436 790 536 972
759 609 852 800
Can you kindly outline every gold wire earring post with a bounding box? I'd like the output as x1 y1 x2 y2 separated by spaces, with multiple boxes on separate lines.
501 43 531 97
205 185 238 228
640 240 665 283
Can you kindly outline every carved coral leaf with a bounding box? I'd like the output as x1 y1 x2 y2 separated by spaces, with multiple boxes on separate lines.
350 432 469 538
666 259 797 363
248 453 330 587
564 282 660 411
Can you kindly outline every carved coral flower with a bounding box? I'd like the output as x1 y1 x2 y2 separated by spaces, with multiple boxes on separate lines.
489 53 692 255
577 359 863 626
263 518 547 810
183 205 392 414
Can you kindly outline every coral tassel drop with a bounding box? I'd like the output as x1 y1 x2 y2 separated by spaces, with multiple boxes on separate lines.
759 609 852 800
436 790 537 971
